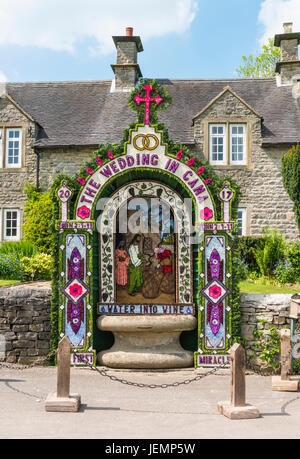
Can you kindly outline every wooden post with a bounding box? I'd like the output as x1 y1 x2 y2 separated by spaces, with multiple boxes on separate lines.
230 343 246 407
280 329 291 381
45 336 81 412
272 328 299 391
218 344 260 419
57 336 71 398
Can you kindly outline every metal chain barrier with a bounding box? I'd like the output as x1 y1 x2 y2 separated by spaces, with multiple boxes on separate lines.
0 348 294 381
73 351 229 389
0 348 57 370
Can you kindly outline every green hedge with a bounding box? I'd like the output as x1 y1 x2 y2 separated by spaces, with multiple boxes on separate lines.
282 144 300 231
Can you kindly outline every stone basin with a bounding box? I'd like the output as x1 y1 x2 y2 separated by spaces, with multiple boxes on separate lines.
97 315 197 369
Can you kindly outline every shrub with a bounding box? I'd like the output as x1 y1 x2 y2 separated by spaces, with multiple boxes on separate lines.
273 241 300 285
251 321 281 372
0 253 25 280
254 227 286 278
233 257 249 281
282 144 300 231
273 259 296 284
0 241 38 258
286 241 300 281
234 236 264 273
21 253 52 281
22 184 53 254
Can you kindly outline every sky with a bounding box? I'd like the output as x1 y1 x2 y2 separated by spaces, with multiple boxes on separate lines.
0 0 299 83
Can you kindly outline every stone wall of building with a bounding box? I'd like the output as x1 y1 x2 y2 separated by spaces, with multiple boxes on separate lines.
192 89 299 239
0 97 37 237
0 282 52 364
38 146 95 190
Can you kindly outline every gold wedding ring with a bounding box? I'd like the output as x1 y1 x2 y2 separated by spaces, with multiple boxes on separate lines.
133 134 159 151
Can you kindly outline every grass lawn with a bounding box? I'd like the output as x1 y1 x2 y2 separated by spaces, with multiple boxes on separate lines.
0 279 21 287
239 280 300 294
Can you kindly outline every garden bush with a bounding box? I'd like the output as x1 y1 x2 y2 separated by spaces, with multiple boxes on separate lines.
232 256 249 281
0 253 25 280
286 241 300 280
273 240 300 285
22 184 53 254
234 236 264 273
21 253 52 281
0 241 38 258
282 144 300 231
254 227 286 278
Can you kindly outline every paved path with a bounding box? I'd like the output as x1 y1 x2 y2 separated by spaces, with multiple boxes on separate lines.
0 366 300 439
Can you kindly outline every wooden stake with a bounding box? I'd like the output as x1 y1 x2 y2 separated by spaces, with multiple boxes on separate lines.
272 328 299 392
57 336 71 398
45 336 81 412
231 343 246 407
280 329 290 381
218 344 260 419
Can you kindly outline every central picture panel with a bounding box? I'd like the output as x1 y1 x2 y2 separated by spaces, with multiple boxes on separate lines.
115 197 176 305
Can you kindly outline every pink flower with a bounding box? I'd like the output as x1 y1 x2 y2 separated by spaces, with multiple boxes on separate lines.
197 167 205 175
69 283 83 298
200 207 213 221
77 206 90 220
209 285 222 300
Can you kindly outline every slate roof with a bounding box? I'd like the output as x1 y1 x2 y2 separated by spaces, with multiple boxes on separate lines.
5 78 300 148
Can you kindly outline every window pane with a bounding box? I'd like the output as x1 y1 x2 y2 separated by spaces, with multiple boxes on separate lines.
4 210 19 240
210 125 225 163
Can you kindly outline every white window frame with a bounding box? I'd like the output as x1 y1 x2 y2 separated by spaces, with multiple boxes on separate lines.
3 209 21 241
230 124 246 165
5 128 22 168
209 124 226 165
237 208 247 236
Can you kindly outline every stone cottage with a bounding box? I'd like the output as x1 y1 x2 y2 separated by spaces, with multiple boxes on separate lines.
0 22 299 242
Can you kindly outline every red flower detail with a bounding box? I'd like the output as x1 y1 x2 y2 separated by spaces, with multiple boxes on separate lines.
209 285 222 299
77 206 90 220
200 207 213 221
69 283 83 298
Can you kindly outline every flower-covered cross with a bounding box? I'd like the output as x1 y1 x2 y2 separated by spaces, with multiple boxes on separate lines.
133 83 163 125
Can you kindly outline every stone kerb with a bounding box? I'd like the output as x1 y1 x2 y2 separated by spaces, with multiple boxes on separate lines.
0 281 52 364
